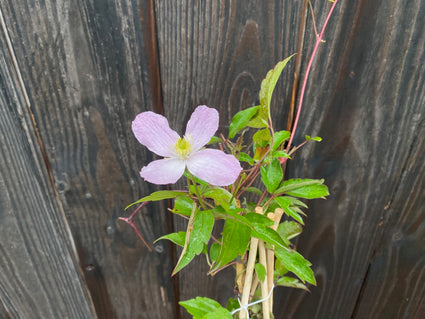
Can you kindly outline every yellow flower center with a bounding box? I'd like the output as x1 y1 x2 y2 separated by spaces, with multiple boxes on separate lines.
173 136 193 158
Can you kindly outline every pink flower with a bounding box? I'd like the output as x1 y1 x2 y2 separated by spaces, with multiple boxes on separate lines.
132 105 242 186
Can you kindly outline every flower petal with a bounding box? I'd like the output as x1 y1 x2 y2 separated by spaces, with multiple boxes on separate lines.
186 149 242 186
185 105 219 151
132 111 180 157
140 158 185 185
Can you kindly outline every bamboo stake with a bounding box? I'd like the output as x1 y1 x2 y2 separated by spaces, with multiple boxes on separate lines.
239 206 263 319
258 239 270 319
266 208 284 312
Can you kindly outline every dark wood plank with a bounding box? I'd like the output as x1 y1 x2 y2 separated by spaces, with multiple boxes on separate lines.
0 20 96 318
275 0 425 318
154 0 303 316
353 125 425 318
0 0 176 317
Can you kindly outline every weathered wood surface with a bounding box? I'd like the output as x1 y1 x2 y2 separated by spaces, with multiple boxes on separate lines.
0 15 96 318
1 0 425 318
0 0 175 318
154 1 303 316
275 0 425 318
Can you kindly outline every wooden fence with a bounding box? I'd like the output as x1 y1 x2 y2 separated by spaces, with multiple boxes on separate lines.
0 0 424 318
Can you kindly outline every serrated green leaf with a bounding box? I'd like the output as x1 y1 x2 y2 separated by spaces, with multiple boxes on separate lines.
229 105 260 138
210 219 251 274
274 248 316 285
173 209 215 275
180 297 232 319
154 231 186 247
255 263 267 282
260 158 283 193
272 130 291 151
239 152 254 165
126 190 188 209
276 276 310 291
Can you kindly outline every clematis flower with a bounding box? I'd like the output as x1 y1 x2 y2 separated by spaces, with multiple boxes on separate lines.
132 105 242 186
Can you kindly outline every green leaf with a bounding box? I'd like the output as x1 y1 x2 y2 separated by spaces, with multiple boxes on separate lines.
261 158 283 193
229 105 260 138
274 248 316 285
239 152 254 165
209 242 221 263
246 213 288 249
273 150 291 159
305 135 322 142
226 298 240 313
253 128 271 147
286 184 329 199
276 276 310 291
255 263 267 282
172 196 194 216
277 221 303 241
204 187 234 211
272 130 291 151
273 178 329 199
245 212 274 227
179 297 232 319
202 308 233 319
274 197 304 225
212 207 252 227
252 55 295 128
208 136 223 145
285 196 308 208
244 187 263 196
126 190 188 209
210 219 251 274
173 209 215 275
155 231 186 247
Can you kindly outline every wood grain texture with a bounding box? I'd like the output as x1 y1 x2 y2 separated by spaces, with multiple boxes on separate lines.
275 0 425 318
154 0 303 317
0 0 175 318
0 20 96 318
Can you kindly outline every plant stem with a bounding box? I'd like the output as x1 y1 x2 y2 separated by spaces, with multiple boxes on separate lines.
286 0 339 152
266 208 284 312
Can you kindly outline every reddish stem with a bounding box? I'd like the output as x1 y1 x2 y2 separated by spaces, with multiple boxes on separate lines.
118 202 153 251
286 0 339 153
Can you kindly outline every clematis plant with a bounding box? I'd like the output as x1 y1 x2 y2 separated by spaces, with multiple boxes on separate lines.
121 58 328 319
120 2 338 317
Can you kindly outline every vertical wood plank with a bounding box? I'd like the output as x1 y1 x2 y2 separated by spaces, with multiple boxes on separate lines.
275 0 425 318
154 1 302 317
0 0 176 317
0 19 96 318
